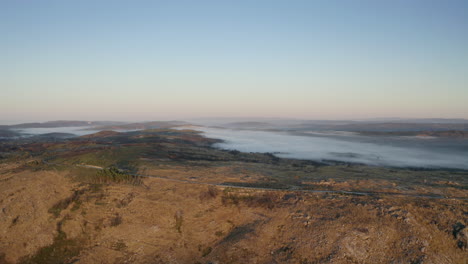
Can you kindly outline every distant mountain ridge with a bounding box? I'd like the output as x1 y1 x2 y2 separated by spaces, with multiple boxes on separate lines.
88 121 189 130
2 120 124 129
317 122 468 132
221 122 275 129
214 120 468 133
359 130 468 138
3 119 468 138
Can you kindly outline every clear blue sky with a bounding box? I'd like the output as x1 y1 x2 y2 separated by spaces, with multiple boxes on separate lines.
1 0 467 121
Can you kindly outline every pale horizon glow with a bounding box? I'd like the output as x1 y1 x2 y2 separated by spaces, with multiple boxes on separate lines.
1 0 468 121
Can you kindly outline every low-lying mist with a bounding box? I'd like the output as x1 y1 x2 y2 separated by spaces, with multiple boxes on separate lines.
11 126 95 136
192 126 468 170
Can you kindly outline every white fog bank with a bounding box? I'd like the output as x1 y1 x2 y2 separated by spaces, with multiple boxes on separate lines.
186 126 468 170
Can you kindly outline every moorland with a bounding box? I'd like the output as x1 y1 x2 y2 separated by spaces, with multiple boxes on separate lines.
0 126 467 263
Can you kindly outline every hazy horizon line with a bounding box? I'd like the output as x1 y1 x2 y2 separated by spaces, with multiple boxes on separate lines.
2 116 468 126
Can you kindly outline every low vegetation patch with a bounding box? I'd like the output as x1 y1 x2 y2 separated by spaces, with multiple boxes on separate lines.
111 240 127 251
19 230 82 264
0 253 7 264
199 185 219 201
244 192 278 209
175 210 183 233
48 189 86 217
95 167 142 185
219 221 260 245
201 246 212 257
221 191 278 209
110 213 123 227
